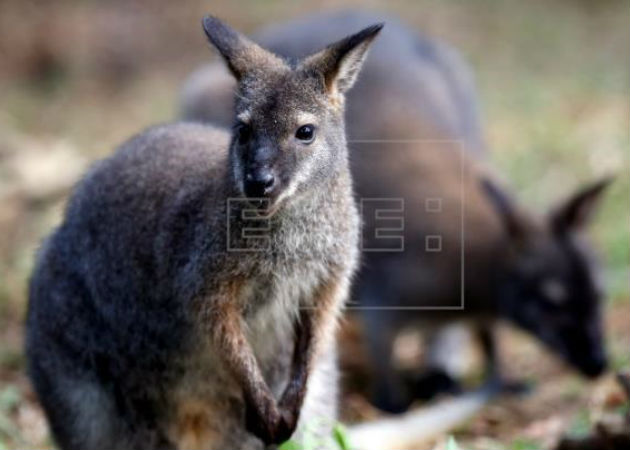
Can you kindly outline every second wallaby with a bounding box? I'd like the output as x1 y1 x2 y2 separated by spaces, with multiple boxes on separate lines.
181 10 611 414
26 16 381 450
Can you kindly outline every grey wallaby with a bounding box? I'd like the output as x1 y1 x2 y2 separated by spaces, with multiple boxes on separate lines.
26 15 382 449
181 10 611 413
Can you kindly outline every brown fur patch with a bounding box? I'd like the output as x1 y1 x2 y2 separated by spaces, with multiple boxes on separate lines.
169 399 219 450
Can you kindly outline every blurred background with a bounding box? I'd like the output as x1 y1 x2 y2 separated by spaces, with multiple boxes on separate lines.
0 0 628 448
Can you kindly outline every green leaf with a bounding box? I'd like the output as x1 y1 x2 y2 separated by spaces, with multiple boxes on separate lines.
333 423 352 450
278 439 302 450
446 435 460 450
511 438 542 450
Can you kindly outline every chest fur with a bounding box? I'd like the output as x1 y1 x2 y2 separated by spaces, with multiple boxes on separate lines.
168 271 322 450
242 266 323 373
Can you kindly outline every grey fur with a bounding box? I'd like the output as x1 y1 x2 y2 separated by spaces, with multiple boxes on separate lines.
26 16 381 449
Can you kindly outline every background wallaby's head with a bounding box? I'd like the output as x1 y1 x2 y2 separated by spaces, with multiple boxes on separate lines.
482 176 612 378
202 17 382 212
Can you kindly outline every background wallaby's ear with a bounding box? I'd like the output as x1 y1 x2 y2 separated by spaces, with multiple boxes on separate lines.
550 176 613 233
202 16 284 80
480 177 528 241
303 23 383 97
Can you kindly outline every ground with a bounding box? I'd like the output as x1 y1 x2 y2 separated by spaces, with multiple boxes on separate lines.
0 0 628 448
338 301 630 449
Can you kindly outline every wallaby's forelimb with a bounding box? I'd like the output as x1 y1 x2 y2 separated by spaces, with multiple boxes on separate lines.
477 326 498 380
477 326 529 395
205 277 345 445
279 308 312 423
280 276 345 432
205 283 284 444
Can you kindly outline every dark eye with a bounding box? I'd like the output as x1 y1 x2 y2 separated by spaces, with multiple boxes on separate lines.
295 124 315 143
234 122 252 145
540 279 568 306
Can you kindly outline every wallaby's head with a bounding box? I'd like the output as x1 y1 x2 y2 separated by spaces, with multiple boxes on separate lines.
482 177 612 378
202 16 382 212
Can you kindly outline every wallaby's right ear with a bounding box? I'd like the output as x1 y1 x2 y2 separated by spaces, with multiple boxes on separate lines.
202 16 283 81
550 176 613 234
303 23 384 99
480 177 528 241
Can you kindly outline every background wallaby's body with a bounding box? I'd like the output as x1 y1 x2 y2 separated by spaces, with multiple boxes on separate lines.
26 17 380 449
182 10 610 413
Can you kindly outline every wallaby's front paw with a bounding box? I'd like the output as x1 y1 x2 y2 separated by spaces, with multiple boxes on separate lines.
499 379 532 396
245 399 278 444
278 395 304 438
275 408 298 444
245 398 292 445
371 383 412 414
412 369 463 401
277 387 303 436
484 375 532 397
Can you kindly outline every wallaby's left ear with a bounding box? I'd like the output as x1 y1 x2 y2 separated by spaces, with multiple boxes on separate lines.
551 176 613 233
303 23 384 97
480 176 529 241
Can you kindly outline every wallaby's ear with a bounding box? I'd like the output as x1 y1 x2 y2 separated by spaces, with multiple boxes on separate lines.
550 176 613 233
202 16 284 81
480 177 528 241
303 23 383 98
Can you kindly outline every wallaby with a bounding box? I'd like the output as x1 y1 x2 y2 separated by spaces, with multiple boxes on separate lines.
180 10 610 413
26 16 382 450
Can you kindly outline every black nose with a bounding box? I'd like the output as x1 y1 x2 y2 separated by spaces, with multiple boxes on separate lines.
244 170 275 198
582 356 607 378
